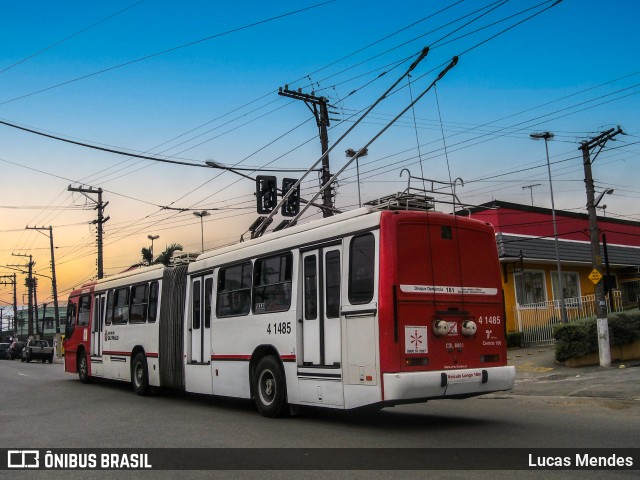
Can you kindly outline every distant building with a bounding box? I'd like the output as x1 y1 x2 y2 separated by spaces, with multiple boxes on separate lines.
464 201 640 333
4 303 67 340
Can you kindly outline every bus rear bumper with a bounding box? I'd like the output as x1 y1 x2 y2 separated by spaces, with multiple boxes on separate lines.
383 366 516 402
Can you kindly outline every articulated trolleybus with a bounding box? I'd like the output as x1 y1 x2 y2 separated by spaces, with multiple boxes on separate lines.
64 207 515 417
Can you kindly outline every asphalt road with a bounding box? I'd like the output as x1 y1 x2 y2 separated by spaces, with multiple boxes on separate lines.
1 358 638 480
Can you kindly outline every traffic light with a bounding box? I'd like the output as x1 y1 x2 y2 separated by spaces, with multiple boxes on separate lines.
256 176 277 214
281 178 300 217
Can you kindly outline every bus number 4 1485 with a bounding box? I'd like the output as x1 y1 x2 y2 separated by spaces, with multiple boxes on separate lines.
267 322 291 335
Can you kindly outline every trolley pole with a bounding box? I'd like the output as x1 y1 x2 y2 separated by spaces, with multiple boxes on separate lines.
580 126 624 368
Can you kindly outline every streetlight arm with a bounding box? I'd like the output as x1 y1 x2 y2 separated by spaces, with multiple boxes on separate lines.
594 189 614 208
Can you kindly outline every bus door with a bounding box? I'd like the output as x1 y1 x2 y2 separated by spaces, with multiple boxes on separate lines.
301 245 342 367
190 274 213 364
90 293 106 376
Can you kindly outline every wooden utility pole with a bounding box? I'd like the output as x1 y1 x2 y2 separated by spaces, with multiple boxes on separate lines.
278 87 335 217
11 253 34 336
68 185 109 278
580 126 624 367
26 226 61 333
0 274 18 333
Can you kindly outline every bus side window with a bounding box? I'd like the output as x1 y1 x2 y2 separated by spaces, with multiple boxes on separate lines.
348 233 375 304
67 302 77 327
253 253 292 314
130 283 149 323
204 277 213 328
105 290 114 326
65 301 78 338
78 295 91 326
112 287 130 325
325 251 340 318
217 262 252 317
148 281 159 323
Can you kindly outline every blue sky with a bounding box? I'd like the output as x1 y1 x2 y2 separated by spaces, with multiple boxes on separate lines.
0 0 639 307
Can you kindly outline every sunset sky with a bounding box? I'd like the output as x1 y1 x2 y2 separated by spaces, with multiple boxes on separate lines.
1 0 639 314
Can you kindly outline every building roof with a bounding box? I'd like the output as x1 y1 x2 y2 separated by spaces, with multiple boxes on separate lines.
496 233 640 268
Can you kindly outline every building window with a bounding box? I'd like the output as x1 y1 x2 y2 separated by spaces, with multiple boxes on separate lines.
514 270 547 305
621 281 639 305
550 271 581 300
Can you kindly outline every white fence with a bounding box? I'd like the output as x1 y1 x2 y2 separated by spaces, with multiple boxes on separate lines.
514 290 623 346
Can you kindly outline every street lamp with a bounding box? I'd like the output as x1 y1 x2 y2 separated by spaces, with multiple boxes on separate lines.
345 148 368 208
594 188 614 209
193 211 210 252
530 131 567 323
147 235 159 260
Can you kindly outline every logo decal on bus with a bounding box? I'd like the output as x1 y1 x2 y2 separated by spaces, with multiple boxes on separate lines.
404 326 428 354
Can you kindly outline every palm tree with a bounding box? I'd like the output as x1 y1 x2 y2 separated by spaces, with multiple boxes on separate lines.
140 243 183 266
141 247 153 266
155 243 183 266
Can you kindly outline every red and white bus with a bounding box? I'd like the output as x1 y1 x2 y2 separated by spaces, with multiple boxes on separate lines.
64 207 515 417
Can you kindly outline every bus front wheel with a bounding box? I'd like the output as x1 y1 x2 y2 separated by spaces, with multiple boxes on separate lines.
78 352 90 383
132 353 150 396
253 355 288 418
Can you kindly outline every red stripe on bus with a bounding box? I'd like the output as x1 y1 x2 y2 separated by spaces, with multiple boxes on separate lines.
102 351 159 357
211 354 297 362
211 354 251 361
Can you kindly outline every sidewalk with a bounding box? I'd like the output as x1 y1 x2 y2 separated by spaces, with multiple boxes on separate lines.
507 346 640 401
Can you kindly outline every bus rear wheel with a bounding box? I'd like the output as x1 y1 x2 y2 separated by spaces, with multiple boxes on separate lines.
78 352 90 383
132 353 150 396
253 355 288 418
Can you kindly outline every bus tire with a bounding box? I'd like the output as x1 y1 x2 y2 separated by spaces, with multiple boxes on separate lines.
132 353 150 396
78 352 90 383
253 355 288 418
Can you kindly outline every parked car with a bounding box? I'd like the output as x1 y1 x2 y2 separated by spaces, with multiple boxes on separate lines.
21 339 54 363
8 341 26 360
0 343 10 360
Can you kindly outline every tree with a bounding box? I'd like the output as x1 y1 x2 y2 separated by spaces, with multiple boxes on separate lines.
141 247 153 266
155 243 183 266
139 243 183 266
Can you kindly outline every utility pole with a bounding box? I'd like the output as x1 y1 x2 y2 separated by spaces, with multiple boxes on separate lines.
11 253 34 336
278 87 336 217
580 126 624 368
68 185 109 279
0 274 18 333
26 226 61 334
